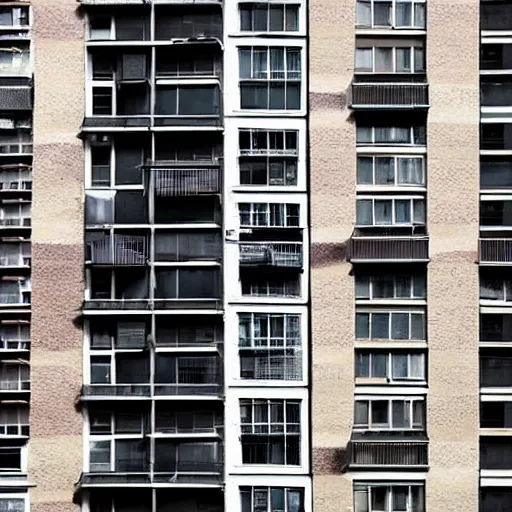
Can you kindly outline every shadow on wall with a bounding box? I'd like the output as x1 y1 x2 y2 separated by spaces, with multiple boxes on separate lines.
310 241 350 268
313 446 349 475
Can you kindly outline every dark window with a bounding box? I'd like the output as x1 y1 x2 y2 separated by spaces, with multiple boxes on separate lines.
92 87 112 115
0 448 20 471
155 86 220 116
240 4 299 31
116 353 149 384
481 201 512 226
481 158 512 189
155 196 219 224
115 191 147 224
155 268 220 299
115 146 143 185
481 402 512 428
117 83 150 115
91 146 111 187
240 487 303 512
115 440 148 471
116 14 150 41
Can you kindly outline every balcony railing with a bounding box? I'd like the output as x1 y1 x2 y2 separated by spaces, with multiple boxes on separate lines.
151 167 220 196
0 380 29 391
0 254 29 267
84 298 222 311
349 82 429 109
240 350 302 381
239 243 303 268
81 384 151 399
0 218 30 228
0 144 32 156
86 234 148 266
348 441 428 467
349 236 429 262
0 339 29 351
480 238 512 264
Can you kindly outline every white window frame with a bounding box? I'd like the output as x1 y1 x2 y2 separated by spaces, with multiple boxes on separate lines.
355 46 425 74
355 0 426 29
355 310 426 341
355 196 426 227
238 3 301 33
354 397 425 430
354 483 425 512
356 155 425 187
0 494 28 512
480 276 512 302
355 274 426 300
242 275 301 298
238 202 301 227
239 128 299 156
355 351 426 381
356 126 425 146
240 486 305 512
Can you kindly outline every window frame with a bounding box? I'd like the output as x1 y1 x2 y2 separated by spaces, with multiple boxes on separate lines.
355 274 426 300
238 46 303 111
354 397 426 430
240 486 304 512
355 350 426 381
355 310 426 341
356 126 426 146
355 196 426 227
355 0 426 29
355 46 425 74
353 483 425 512
239 3 301 33
356 155 426 187
238 202 301 227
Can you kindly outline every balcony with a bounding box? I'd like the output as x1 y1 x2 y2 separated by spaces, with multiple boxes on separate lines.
481 2 512 31
347 440 429 468
348 235 429 262
239 243 303 269
480 238 512 264
349 82 429 109
81 384 151 400
149 165 221 196
86 234 148 266
0 86 31 111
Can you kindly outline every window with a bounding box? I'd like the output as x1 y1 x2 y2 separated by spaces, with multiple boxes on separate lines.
89 440 111 471
155 268 220 299
357 125 426 145
354 399 425 429
481 158 512 189
240 4 299 31
154 355 219 385
92 87 113 115
155 85 220 116
241 487 303 512
356 198 425 226
154 231 222 262
356 0 425 28
355 46 425 73
90 353 149 385
356 311 425 340
481 314 512 342
357 156 425 186
239 203 300 227
89 410 144 435
239 129 299 186
89 439 148 472
240 399 301 465
241 275 301 298
0 7 29 27
355 351 426 380
0 499 25 512
481 276 512 301
355 274 426 299
239 313 302 380
353 484 425 512
481 200 512 226
239 47 302 110
481 402 512 429
91 146 111 187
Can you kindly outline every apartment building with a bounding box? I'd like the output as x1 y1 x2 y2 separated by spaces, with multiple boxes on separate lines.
311 0 480 511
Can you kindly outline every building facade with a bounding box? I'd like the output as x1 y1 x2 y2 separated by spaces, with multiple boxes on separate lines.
0 0 505 511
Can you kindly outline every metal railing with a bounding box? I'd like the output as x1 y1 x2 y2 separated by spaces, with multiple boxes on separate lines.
240 350 302 381
0 380 29 391
350 82 429 108
348 441 428 466
81 384 151 398
86 234 148 265
349 236 429 261
0 143 32 155
480 238 512 264
0 218 30 227
0 339 29 350
239 243 303 268
152 167 220 196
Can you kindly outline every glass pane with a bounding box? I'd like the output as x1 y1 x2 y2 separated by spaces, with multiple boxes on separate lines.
375 157 394 184
395 199 411 224
414 47 425 72
372 313 389 338
396 2 412 26
354 401 369 425
355 276 370 298
355 49 373 72
357 157 373 184
357 126 373 143
410 353 425 378
269 6 284 31
413 401 425 427
396 48 412 72
391 354 408 378
356 0 372 26
397 157 424 185
371 353 387 377
375 48 392 72
374 2 392 26
371 488 386 511
392 487 408 511
371 401 389 426
413 199 426 224
411 314 425 340
373 276 394 298
356 313 370 339
374 200 393 225
285 5 299 31
356 199 373 225
356 352 370 377
391 313 409 339
239 49 252 78
392 401 409 428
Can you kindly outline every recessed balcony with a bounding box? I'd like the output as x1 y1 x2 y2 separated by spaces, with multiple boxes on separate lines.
239 242 303 269
349 82 429 109
85 233 148 266
148 165 221 197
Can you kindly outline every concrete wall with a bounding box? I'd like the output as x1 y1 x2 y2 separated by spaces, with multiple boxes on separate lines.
309 0 355 508
426 0 480 509
29 2 84 511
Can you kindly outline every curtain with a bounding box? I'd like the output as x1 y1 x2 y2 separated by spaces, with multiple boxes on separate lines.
356 0 371 26
397 157 424 185
373 276 394 298
375 157 394 184
375 48 392 72
375 199 393 224
239 49 252 78
409 354 425 378
286 48 301 79
354 401 369 425
395 1 412 26
392 354 408 378
85 190 115 225
413 198 426 224
356 353 369 377
392 401 409 428
254 48 268 78
355 48 372 72
414 2 426 28
395 199 411 224
269 48 285 79
373 2 392 26
371 353 387 377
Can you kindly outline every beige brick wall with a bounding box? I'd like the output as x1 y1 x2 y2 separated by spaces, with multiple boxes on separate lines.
426 0 480 509
30 2 84 511
310 0 355 507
